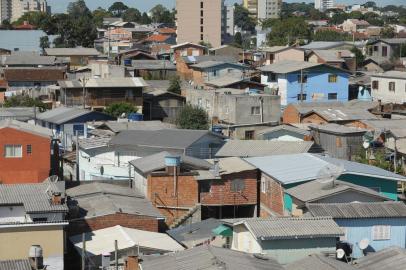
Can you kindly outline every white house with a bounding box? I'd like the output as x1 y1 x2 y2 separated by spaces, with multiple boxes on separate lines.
371 71 406 104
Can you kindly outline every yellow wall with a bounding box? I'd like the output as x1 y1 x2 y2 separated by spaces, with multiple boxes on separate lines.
0 225 65 260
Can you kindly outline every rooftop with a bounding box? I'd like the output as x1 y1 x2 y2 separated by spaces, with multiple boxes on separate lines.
215 140 315 157
301 41 347 50
309 123 368 135
290 100 377 115
36 107 113 125
310 49 353 62
244 153 406 185
130 60 176 70
307 202 406 219
286 254 357 270
238 217 343 240
354 246 406 270
182 55 237 65
0 259 32 270
257 124 310 137
286 179 389 204
4 54 59 66
140 245 284 270
0 119 52 138
191 61 245 70
100 120 174 133
371 70 406 80
58 77 148 88
45 47 100 56
259 60 321 73
0 107 38 121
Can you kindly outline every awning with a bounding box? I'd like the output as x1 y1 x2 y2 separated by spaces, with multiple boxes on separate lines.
212 224 232 237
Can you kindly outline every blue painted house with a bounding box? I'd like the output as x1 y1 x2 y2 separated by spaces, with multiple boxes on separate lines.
260 60 351 106
245 153 406 216
307 202 406 258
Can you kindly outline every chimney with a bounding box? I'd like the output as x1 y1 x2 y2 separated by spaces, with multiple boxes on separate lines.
125 255 139 270
51 192 63 205
29 245 43 270
337 51 342 58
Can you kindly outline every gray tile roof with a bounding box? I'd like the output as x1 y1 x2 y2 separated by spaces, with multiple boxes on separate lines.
306 107 378 122
354 246 406 270
244 154 406 185
4 54 58 66
215 140 314 157
130 60 175 70
141 245 284 270
307 202 406 219
182 55 237 65
191 61 245 69
301 41 347 50
310 50 351 62
0 107 38 121
110 129 223 149
36 107 112 125
0 182 68 214
257 124 310 137
371 70 406 80
67 182 163 219
286 180 389 204
240 217 343 240
166 218 225 248
259 60 321 73
58 77 147 88
102 120 175 133
291 100 377 115
78 137 110 150
0 119 53 138
0 259 31 270
45 47 100 56
130 151 212 175
309 123 368 135
286 254 357 270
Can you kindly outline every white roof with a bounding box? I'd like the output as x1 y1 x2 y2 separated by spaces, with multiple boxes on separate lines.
69 225 184 256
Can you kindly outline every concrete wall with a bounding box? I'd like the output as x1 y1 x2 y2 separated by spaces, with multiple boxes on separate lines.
231 223 263 253
371 76 406 104
0 224 64 260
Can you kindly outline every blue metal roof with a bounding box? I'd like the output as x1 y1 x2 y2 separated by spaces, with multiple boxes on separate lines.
244 154 406 185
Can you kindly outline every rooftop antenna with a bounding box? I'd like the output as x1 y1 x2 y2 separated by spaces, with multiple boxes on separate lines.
358 238 370 256
317 163 344 189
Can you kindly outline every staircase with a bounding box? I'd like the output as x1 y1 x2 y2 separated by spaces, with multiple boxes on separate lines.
169 204 201 229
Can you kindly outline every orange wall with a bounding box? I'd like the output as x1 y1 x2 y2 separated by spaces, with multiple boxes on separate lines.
0 128 50 184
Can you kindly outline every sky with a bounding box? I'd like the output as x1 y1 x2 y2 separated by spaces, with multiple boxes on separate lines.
48 0 404 13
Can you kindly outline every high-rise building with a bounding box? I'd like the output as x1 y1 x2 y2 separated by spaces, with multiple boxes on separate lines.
314 0 334 11
244 0 281 21
224 4 235 36
0 0 49 23
176 0 224 47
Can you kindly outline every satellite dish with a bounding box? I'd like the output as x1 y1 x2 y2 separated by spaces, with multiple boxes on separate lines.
363 141 370 149
358 238 369 250
336 249 345 259
317 163 344 184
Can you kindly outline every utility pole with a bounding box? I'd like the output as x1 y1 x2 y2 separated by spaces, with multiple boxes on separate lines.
80 77 88 109
81 233 86 270
115 240 118 270
300 69 304 102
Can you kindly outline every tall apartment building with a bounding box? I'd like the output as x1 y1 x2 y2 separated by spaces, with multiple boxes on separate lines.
243 0 281 21
176 0 224 48
224 4 235 36
0 0 49 22
314 0 334 11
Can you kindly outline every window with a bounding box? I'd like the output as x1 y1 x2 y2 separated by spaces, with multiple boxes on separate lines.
200 18 203 24
245 130 254 140
261 178 268 193
26 144 32 155
328 74 338 83
200 1 203 8
267 73 276 82
200 34 204 41
298 74 307 83
389 81 396 92
373 46 378 52
33 217 48 222
251 106 260 115
328 93 338 100
382 46 388 57
231 179 245 192
372 225 391 240
200 10 204 17
297 94 307 101
200 26 204 33
4 145 22 158
372 80 379 90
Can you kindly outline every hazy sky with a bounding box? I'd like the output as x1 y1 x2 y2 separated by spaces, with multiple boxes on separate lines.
48 0 404 13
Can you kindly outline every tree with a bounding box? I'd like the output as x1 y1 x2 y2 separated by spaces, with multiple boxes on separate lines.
313 30 352 41
351 46 365 68
329 11 348 25
39 36 50 52
233 32 242 47
4 96 47 112
381 25 395 38
108 1 129 17
149 4 174 24
363 12 383 26
104 103 138 118
267 17 311 46
348 11 363 19
364 1 377 8
1 19 13 29
176 104 209 130
93 7 112 27
234 4 256 32
122 8 141 22
167 76 181 95
140 12 152 24
67 0 91 18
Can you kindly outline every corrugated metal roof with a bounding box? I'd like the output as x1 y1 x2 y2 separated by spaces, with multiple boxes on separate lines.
259 60 321 73
4 54 58 66
0 107 38 121
129 151 212 175
141 245 284 270
354 246 406 270
78 137 110 150
0 259 31 270
309 123 368 135
307 202 406 218
371 70 406 80
241 217 343 240
70 225 184 256
182 55 237 65
216 140 314 157
0 119 52 138
102 120 175 133
286 180 389 203
131 60 175 70
311 50 349 62
291 100 377 115
207 157 256 174
307 107 378 121
45 47 100 56
301 41 347 50
0 182 68 214
244 154 406 185
257 124 310 137
58 77 148 88
286 254 357 270
36 107 113 125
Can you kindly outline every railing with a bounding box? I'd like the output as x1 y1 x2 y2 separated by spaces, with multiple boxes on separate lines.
62 97 143 107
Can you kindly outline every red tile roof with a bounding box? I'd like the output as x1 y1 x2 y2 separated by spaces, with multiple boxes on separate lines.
144 34 171 43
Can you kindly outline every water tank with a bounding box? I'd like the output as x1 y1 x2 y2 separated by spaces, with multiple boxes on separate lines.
101 252 111 269
128 113 143 122
124 58 132 66
29 245 43 258
165 156 181 167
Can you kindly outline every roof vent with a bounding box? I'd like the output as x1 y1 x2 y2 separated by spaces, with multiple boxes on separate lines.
253 253 270 260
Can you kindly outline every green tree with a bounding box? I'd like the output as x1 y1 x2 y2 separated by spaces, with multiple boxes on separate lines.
122 8 141 22
39 36 50 52
104 103 138 118
363 12 383 26
1 19 13 29
149 4 174 24
176 104 209 130
167 76 181 95
67 0 91 18
233 32 243 47
93 7 112 27
313 30 352 41
329 11 348 25
4 96 47 112
234 4 256 32
381 25 395 38
108 1 129 17
364 1 377 8
348 11 363 19
140 12 152 24
351 46 365 68
267 17 311 46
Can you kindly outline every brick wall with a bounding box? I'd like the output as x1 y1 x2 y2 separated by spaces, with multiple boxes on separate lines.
176 58 194 80
301 112 327 125
67 213 159 235
282 105 301 124
200 170 258 206
192 69 204 85
260 173 284 216
0 127 50 184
